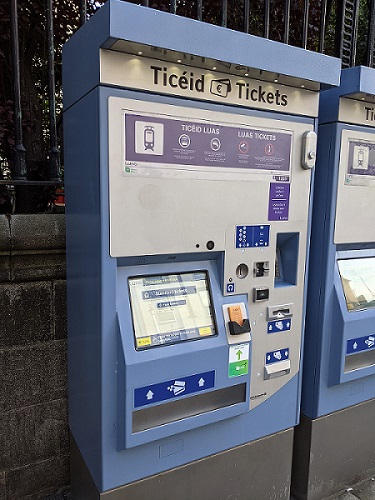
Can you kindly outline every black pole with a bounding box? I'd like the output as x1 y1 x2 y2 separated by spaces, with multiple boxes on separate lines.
244 0 250 33
170 0 177 14
319 0 328 53
196 0 203 21
46 0 61 181
221 0 228 27
302 0 309 49
80 0 87 26
284 0 291 44
335 0 359 67
264 0 270 38
10 0 27 180
365 0 375 67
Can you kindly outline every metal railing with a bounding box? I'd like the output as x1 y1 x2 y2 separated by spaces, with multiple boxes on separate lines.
1 0 375 212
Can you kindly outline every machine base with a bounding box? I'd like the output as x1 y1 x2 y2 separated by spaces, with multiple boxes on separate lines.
291 399 375 500
71 428 294 499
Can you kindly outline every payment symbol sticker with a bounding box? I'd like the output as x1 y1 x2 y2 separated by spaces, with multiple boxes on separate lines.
210 78 232 98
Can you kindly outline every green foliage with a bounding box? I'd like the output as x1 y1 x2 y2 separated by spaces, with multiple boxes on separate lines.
0 0 100 212
0 0 373 212
0 0 101 163
356 0 370 66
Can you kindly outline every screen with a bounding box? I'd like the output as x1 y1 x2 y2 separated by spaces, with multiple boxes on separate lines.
128 271 217 349
337 258 375 312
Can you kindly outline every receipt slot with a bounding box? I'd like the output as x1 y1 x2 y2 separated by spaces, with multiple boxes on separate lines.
63 1 340 498
292 67 375 500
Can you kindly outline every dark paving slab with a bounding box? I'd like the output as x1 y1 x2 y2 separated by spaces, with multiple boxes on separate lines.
45 477 375 499
350 478 375 500
290 477 375 500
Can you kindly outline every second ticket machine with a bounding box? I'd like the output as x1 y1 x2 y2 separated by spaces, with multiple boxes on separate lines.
63 1 340 498
292 66 375 500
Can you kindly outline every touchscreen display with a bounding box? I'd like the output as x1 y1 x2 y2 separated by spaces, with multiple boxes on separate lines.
128 271 217 349
337 258 375 312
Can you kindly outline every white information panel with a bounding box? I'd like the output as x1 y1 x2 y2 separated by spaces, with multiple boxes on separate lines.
335 129 375 244
101 50 319 117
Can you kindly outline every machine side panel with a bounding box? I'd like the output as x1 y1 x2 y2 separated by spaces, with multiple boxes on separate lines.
64 88 104 488
301 123 338 417
62 2 110 109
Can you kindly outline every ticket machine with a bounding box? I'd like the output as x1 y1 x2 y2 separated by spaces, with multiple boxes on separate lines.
63 1 340 498
292 66 375 500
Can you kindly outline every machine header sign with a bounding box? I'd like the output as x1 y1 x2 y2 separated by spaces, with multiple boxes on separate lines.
100 50 319 117
339 97 375 126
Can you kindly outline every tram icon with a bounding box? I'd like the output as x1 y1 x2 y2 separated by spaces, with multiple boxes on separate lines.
135 120 164 155
144 126 155 151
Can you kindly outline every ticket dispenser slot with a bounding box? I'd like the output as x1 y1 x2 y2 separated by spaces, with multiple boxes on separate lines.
264 360 291 379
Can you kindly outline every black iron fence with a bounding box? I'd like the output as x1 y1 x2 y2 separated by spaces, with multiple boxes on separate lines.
0 0 374 213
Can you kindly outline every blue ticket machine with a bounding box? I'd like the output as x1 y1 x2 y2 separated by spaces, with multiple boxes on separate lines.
63 1 340 498
292 66 375 500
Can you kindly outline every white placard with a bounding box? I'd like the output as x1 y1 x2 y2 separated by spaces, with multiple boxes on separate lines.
100 50 319 117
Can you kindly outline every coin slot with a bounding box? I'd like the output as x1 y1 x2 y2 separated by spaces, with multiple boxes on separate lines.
236 263 249 279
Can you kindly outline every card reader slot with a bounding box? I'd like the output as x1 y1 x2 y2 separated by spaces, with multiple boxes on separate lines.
132 384 246 433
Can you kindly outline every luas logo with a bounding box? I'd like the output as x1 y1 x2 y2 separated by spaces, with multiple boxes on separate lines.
210 78 232 98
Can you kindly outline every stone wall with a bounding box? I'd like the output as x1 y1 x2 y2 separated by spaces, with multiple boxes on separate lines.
0 215 69 500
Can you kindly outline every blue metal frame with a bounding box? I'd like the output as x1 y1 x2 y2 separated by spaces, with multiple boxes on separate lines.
65 85 316 489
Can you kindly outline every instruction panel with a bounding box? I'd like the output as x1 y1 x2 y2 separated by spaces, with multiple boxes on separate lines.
124 112 292 178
